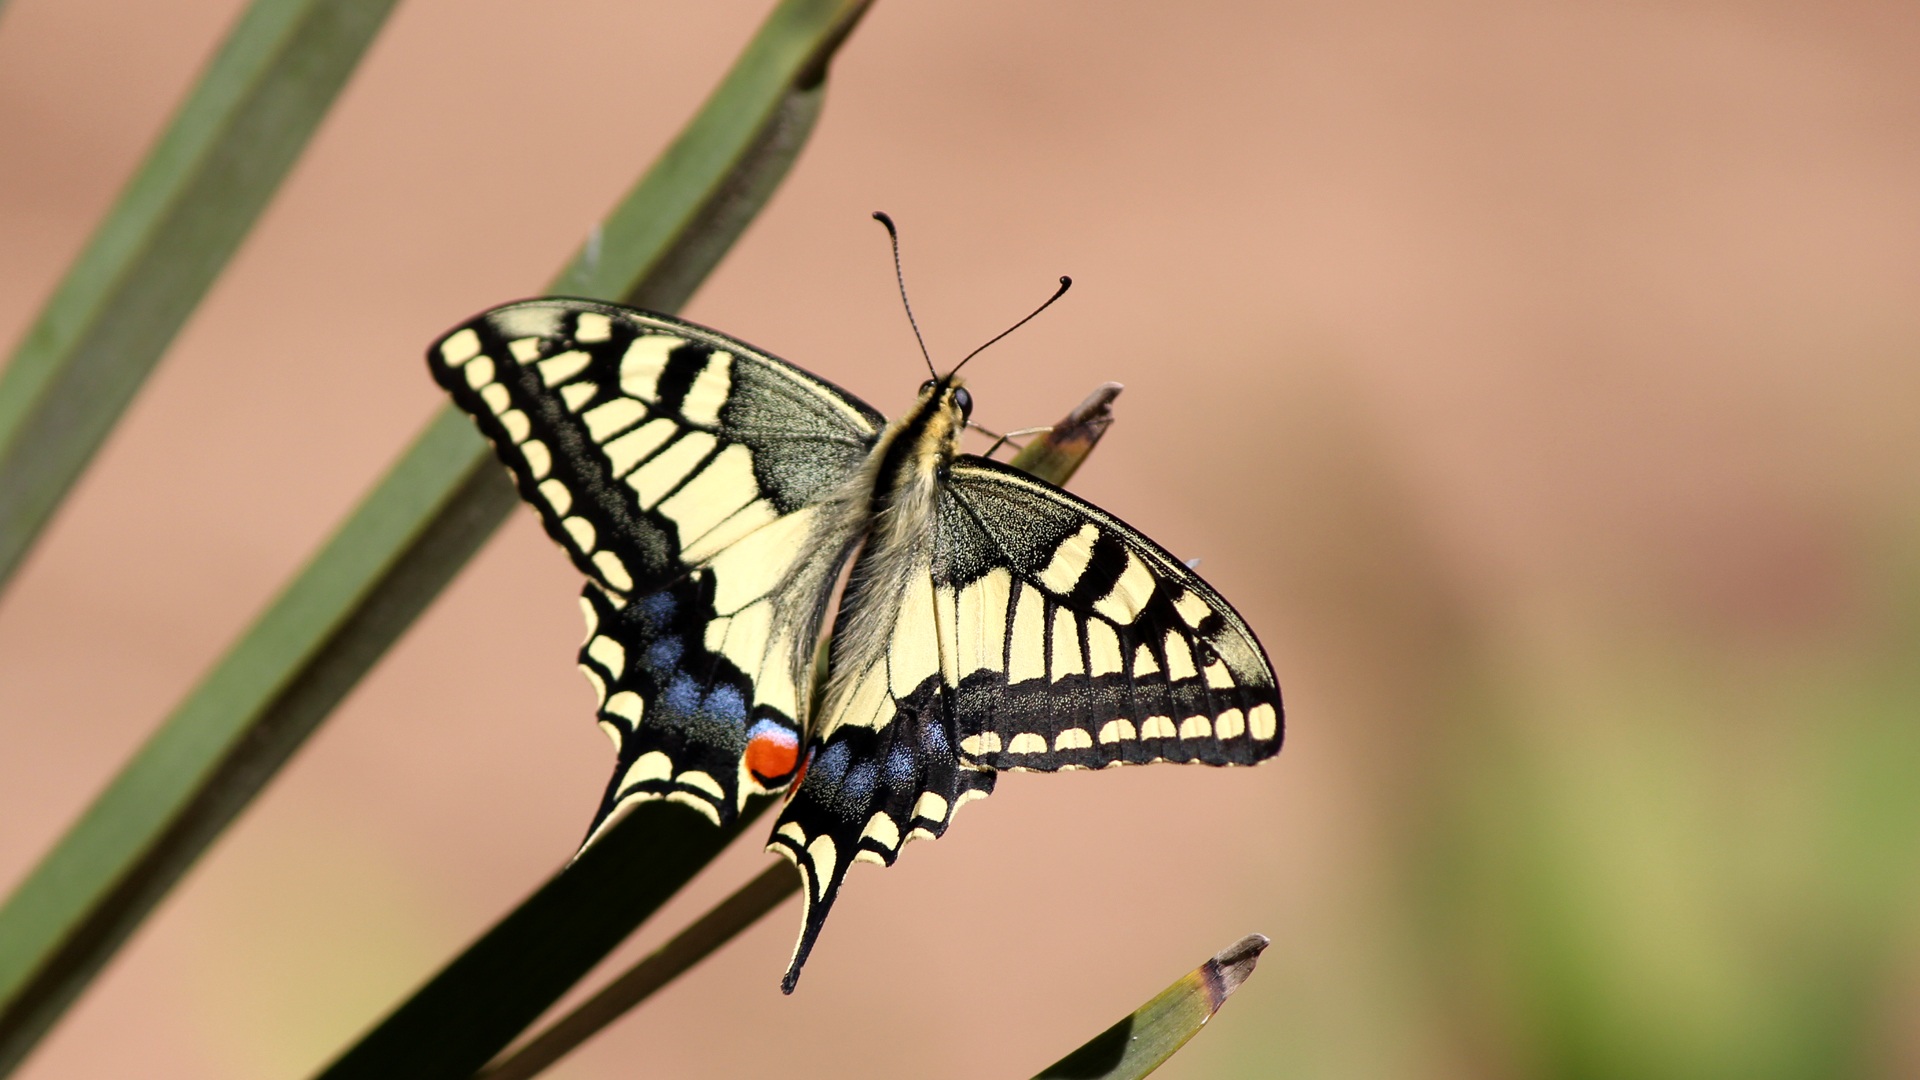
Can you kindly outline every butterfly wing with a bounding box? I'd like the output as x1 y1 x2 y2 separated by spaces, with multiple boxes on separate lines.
936 456 1282 770
766 454 1281 992
765 531 994 993
429 298 884 836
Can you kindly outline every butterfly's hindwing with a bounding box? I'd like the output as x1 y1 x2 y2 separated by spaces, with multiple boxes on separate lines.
429 300 883 835
935 457 1283 772
766 570 996 992
577 574 805 836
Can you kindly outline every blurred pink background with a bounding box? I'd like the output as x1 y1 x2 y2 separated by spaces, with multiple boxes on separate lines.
3 1 1917 1077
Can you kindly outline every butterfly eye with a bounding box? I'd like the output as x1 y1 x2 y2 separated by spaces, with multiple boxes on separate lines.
919 378 937 395
953 386 973 420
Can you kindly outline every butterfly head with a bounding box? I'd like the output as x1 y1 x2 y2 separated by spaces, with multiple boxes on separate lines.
917 376 974 424
897 374 973 465
864 373 974 515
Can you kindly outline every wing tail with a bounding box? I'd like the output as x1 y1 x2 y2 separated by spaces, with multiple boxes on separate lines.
766 672 995 992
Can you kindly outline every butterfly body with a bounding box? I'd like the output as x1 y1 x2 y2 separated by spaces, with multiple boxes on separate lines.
430 298 1282 992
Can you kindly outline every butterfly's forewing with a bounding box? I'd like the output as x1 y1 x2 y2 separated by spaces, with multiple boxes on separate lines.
768 455 1281 991
429 299 884 834
936 457 1282 769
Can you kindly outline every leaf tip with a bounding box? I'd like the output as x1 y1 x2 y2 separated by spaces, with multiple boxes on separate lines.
1201 933 1269 1009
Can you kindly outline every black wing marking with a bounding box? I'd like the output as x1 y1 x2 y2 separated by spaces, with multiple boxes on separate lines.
429 299 883 831
934 456 1282 771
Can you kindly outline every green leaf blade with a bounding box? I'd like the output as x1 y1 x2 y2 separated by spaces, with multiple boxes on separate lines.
471 861 802 1080
1033 934 1270 1080
0 0 404 595
0 406 512 1076
554 0 873 310
316 800 776 1080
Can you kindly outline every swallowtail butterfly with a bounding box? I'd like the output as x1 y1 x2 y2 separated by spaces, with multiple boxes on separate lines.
430 263 1283 992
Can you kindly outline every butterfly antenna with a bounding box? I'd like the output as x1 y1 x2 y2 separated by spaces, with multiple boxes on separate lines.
951 275 1072 376
873 211 937 380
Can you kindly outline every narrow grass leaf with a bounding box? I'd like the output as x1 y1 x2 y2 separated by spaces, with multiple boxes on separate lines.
0 0 402 595
0 1 871 1074
317 800 778 1080
1031 934 1270 1080
474 862 802 1080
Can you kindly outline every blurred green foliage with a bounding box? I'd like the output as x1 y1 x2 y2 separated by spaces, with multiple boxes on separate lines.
1190 370 1920 1079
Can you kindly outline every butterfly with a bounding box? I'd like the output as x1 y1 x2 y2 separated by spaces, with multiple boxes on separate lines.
428 246 1283 992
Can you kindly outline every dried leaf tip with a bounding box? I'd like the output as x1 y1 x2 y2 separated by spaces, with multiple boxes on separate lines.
1201 933 1270 1009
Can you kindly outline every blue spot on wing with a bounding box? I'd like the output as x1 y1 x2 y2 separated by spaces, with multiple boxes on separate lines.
704 683 746 723
844 761 877 803
747 718 797 746
884 744 916 785
637 590 677 630
664 674 701 715
645 638 684 674
921 714 950 756
811 741 851 787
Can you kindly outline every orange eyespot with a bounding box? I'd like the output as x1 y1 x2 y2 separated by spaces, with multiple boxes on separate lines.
745 725 801 785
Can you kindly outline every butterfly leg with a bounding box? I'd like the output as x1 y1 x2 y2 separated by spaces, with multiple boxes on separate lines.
975 424 1054 460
